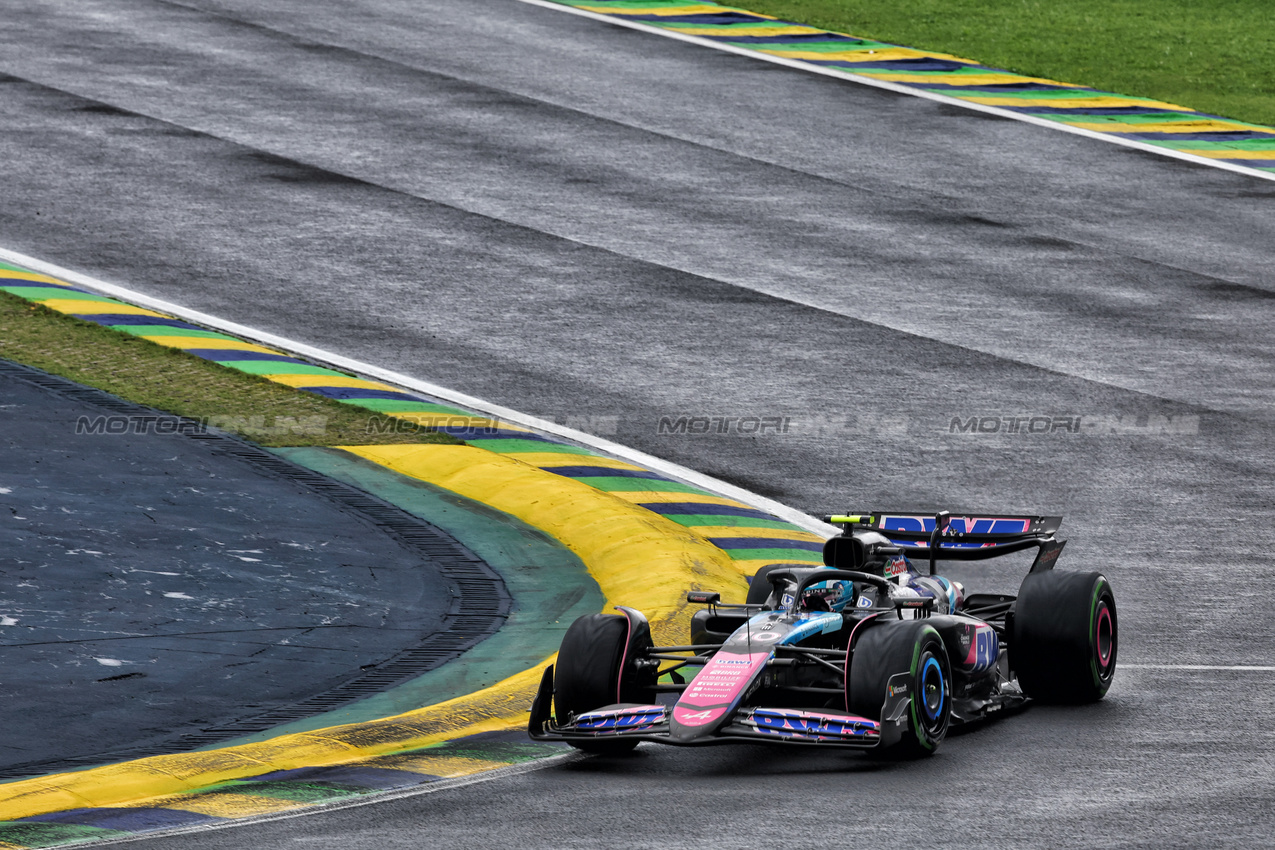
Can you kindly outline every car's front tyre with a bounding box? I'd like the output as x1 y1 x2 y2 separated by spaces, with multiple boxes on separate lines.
849 619 952 757
554 611 655 754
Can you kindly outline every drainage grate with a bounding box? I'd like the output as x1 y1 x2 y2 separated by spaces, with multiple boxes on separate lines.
0 359 512 779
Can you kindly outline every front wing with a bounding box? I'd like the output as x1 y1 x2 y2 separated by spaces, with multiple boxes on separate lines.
528 666 915 750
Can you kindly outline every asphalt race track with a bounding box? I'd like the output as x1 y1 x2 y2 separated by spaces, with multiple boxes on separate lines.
2 0 1273 846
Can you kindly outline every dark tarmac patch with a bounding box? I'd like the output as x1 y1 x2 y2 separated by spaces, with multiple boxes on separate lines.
0 360 506 779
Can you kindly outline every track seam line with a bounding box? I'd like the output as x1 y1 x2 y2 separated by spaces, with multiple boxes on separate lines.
513 0 1275 185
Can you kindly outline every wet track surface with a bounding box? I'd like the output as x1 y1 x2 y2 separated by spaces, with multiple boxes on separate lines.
0 0 1272 845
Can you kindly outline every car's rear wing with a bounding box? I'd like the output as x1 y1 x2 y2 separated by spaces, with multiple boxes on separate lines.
825 511 1065 574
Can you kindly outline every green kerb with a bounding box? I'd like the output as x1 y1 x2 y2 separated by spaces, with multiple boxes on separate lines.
1143 138 1275 151
647 20 794 30
936 88 1138 101
339 398 470 415
572 476 708 494
662 514 800 530
0 287 113 301
723 548 822 561
748 40 885 51
224 361 346 376
112 325 238 339
1043 111 1233 125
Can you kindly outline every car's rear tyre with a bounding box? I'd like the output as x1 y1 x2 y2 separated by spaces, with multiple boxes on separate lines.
849 620 951 757
554 612 654 754
1011 570 1117 703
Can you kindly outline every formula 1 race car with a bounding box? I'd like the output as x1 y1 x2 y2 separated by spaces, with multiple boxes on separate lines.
528 511 1117 757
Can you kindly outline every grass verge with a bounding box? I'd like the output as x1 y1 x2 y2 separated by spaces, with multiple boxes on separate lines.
0 291 457 448
738 0 1275 127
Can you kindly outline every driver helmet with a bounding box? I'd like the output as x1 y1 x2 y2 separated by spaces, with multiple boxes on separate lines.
802 577 854 612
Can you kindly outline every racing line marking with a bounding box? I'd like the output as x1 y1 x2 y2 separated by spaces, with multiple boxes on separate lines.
512 0 1275 185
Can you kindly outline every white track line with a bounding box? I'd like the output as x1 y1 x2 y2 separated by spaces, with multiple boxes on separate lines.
0 246 834 536
1122 664 1275 672
513 0 1275 185
87 752 582 846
